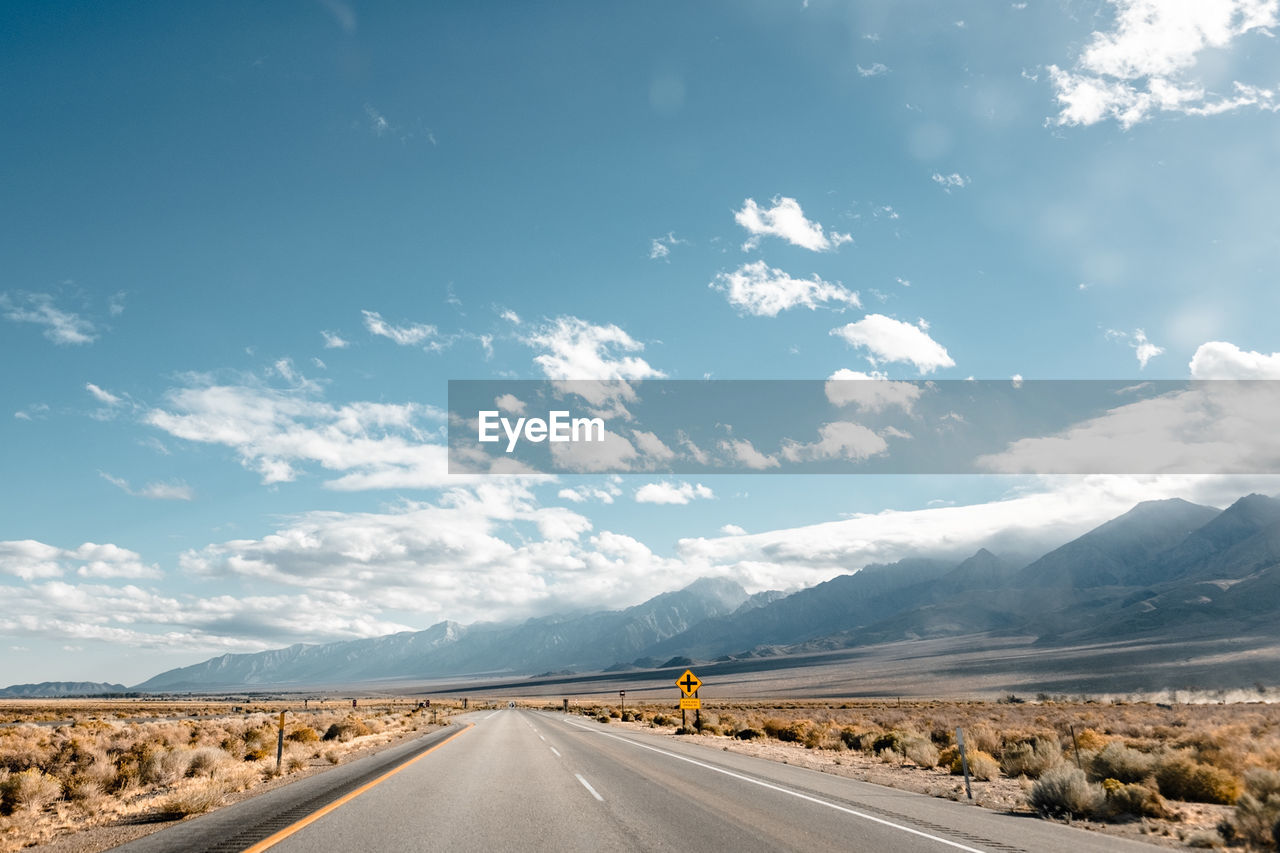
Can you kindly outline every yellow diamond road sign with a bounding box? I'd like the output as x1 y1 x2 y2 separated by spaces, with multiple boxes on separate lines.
676 669 702 697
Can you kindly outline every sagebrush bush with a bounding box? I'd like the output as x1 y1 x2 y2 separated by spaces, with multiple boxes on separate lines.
940 747 999 780
0 768 62 814
902 735 939 768
1001 736 1062 779
1097 778 1168 821
1231 768 1280 847
1155 755 1241 804
286 726 319 744
1089 742 1154 784
1028 765 1099 819
159 779 223 816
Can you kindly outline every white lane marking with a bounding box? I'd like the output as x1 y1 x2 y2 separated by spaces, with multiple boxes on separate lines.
484 710 501 720
550 747 561 757
539 734 546 741
562 719 985 853
575 773 604 802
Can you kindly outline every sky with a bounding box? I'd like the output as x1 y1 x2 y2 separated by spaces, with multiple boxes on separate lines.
4 0 1280 686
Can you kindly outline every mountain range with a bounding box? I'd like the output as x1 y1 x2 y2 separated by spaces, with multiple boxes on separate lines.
113 493 1280 692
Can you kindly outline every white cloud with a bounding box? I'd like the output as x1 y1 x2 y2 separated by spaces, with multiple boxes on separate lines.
322 330 350 349
1132 329 1164 369
857 63 889 77
100 472 194 502
1048 0 1280 128
494 394 527 415
558 479 622 505
85 383 122 406
1190 340 1280 378
631 430 677 463
13 403 49 421
720 524 747 536
719 438 780 470
524 316 665 381
108 291 127 317
362 310 440 348
733 196 852 252
931 172 970 192
549 426 639 473
779 421 889 463
500 309 522 325
1 292 97 345
825 369 924 413
675 475 1270 591
711 261 860 317
365 104 390 136
144 373 453 489
0 539 159 581
635 481 715 505
978 382 1280 475
649 231 686 261
830 314 955 374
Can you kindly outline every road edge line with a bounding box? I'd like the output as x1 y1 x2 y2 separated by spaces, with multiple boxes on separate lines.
239 722 474 853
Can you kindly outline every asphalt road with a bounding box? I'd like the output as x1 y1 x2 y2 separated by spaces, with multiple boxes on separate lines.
115 710 1169 853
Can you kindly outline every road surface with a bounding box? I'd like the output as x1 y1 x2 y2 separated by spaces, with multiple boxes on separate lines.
113 709 1168 853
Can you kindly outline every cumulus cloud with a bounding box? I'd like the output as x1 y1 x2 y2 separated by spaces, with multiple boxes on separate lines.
0 539 159 581
144 372 452 489
524 316 665 381
825 369 925 413
830 315 955 374
0 292 97 345
1048 0 1280 128
734 197 852 252
857 63 889 77
711 261 860 317
779 421 889 463
634 481 715 504
719 438 780 470
1189 341 1280 378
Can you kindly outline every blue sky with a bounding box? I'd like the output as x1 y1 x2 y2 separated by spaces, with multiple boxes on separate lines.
4 0 1280 685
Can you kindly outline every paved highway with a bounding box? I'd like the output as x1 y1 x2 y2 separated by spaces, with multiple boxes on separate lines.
115 709 1168 853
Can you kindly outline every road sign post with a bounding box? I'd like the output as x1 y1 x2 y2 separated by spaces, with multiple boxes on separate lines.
675 669 703 730
619 689 625 718
956 728 972 800
275 711 285 773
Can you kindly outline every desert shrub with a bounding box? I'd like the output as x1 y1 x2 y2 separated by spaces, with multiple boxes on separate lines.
1097 778 1169 821
286 726 319 744
0 768 62 814
1090 742 1154 784
839 727 875 751
1028 765 1099 819
674 726 695 735
159 779 223 816
609 709 621 719
967 724 1002 757
735 728 761 740
620 712 634 722
1001 735 1062 779
596 714 611 724
902 735 939 768
941 747 999 780
185 746 230 778
322 717 371 742
775 720 809 744
651 714 671 727
1155 755 1241 804
1230 768 1280 847
803 725 826 750
872 732 902 755
1074 728 1111 752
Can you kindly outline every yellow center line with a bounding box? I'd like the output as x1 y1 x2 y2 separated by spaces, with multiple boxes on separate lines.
240 723 475 853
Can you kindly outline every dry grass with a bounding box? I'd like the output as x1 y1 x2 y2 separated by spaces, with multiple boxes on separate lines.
0 697 455 852
550 696 1280 848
